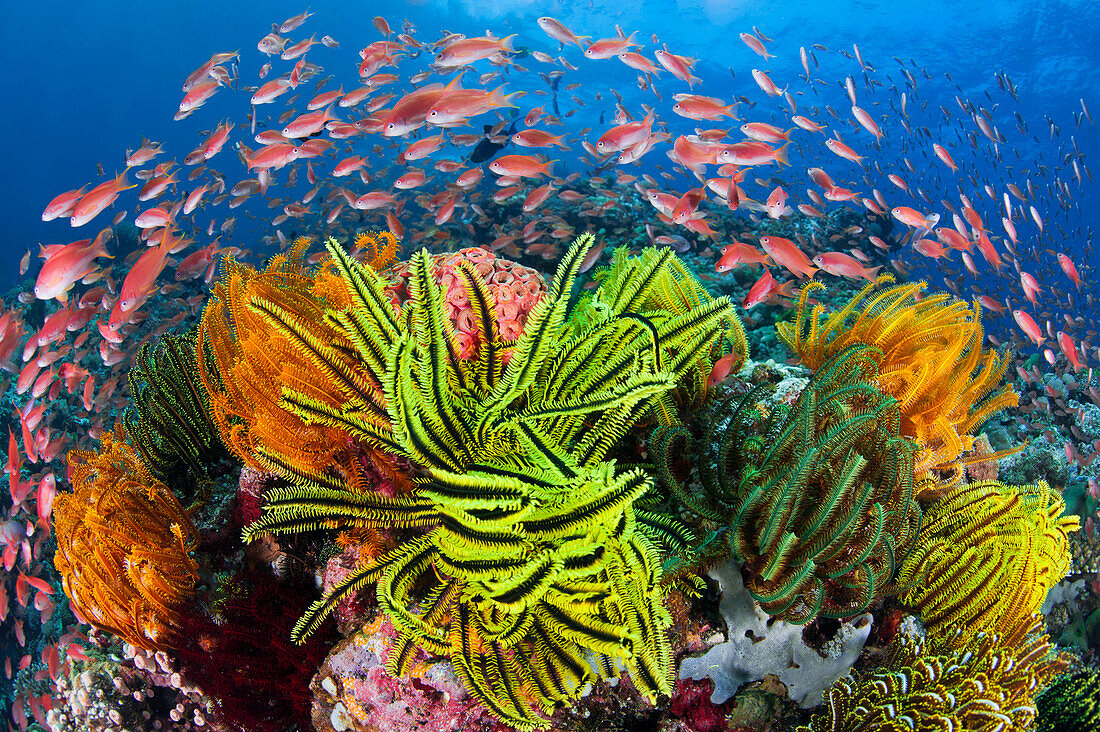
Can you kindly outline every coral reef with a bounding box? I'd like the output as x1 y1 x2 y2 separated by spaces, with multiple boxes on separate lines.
777 276 1019 491
797 616 1068 732
897 478 1078 643
653 344 920 622
46 628 218 731
53 427 200 650
591 246 748 409
197 238 391 487
243 234 741 728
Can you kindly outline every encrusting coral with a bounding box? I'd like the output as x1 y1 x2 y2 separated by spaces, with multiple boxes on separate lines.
241 233 742 729
53 426 200 651
679 561 873 708
896 477 1078 644
777 276 1019 492
797 616 1068 732
652 344 921 623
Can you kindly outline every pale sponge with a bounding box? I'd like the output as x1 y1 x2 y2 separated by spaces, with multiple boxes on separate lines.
679 561 873 708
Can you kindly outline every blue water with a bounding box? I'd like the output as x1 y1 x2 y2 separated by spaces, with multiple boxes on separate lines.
2 0 1098 340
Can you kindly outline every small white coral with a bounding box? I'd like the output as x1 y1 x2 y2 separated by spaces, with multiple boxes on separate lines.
679 561 872 708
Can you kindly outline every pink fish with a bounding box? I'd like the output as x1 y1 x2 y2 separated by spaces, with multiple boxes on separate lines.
1019 271 1042 306
201 121 234 159
708 351 742 386
743 268 778 309
813 252 882 281
41 187 87 221
584 32 642 60
653 48 701 88
740 33 775 60
436 35 517 67
251 77 292 105
1057 332 1085 372
34 238 112 302
825 138 864 165
1012 309 1044 347
175 243 222 282
70 170 135 227
118 233 175 312
488 155 555 178
282 106 340 138
751 69 785 97
759 236 817 279
1057 253 1083 290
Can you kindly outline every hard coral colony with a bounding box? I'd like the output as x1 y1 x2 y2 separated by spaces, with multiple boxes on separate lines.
3 5 1096 732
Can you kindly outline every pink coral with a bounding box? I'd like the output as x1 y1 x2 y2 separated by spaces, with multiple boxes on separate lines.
668 678 734 732
311 617 506 732
234 466 274 528
322 546 376 629
383 247 546 359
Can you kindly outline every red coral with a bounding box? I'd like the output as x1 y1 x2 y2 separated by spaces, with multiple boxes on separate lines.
173 569 338 732
668 677 734 732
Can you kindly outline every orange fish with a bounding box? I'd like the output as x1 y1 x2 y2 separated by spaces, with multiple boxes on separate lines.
118 233 175 312
759 235 817 279
708 351 742 386
825 138 863 165
41 186 88 222
512 129 570 149
653 48 701 88
932 143 957 171
672 94 739 121
892 206 937 229
1057 253 1083 290
436 35 517 68
583 32 641 60
743 268 778 309
1058 331 1085 372
813 252 882 281
488 155 555 178
382 78 460 137
751 68 785 96
851 105 882 140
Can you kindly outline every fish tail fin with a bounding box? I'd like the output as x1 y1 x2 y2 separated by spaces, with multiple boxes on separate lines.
493 86 525 108
774 142 791 167
499 34 518 52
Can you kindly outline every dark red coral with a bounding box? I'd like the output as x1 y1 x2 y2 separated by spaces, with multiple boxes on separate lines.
668 677 735 732
173 569 337 732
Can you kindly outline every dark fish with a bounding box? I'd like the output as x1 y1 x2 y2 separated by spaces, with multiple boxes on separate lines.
469 113 519 164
